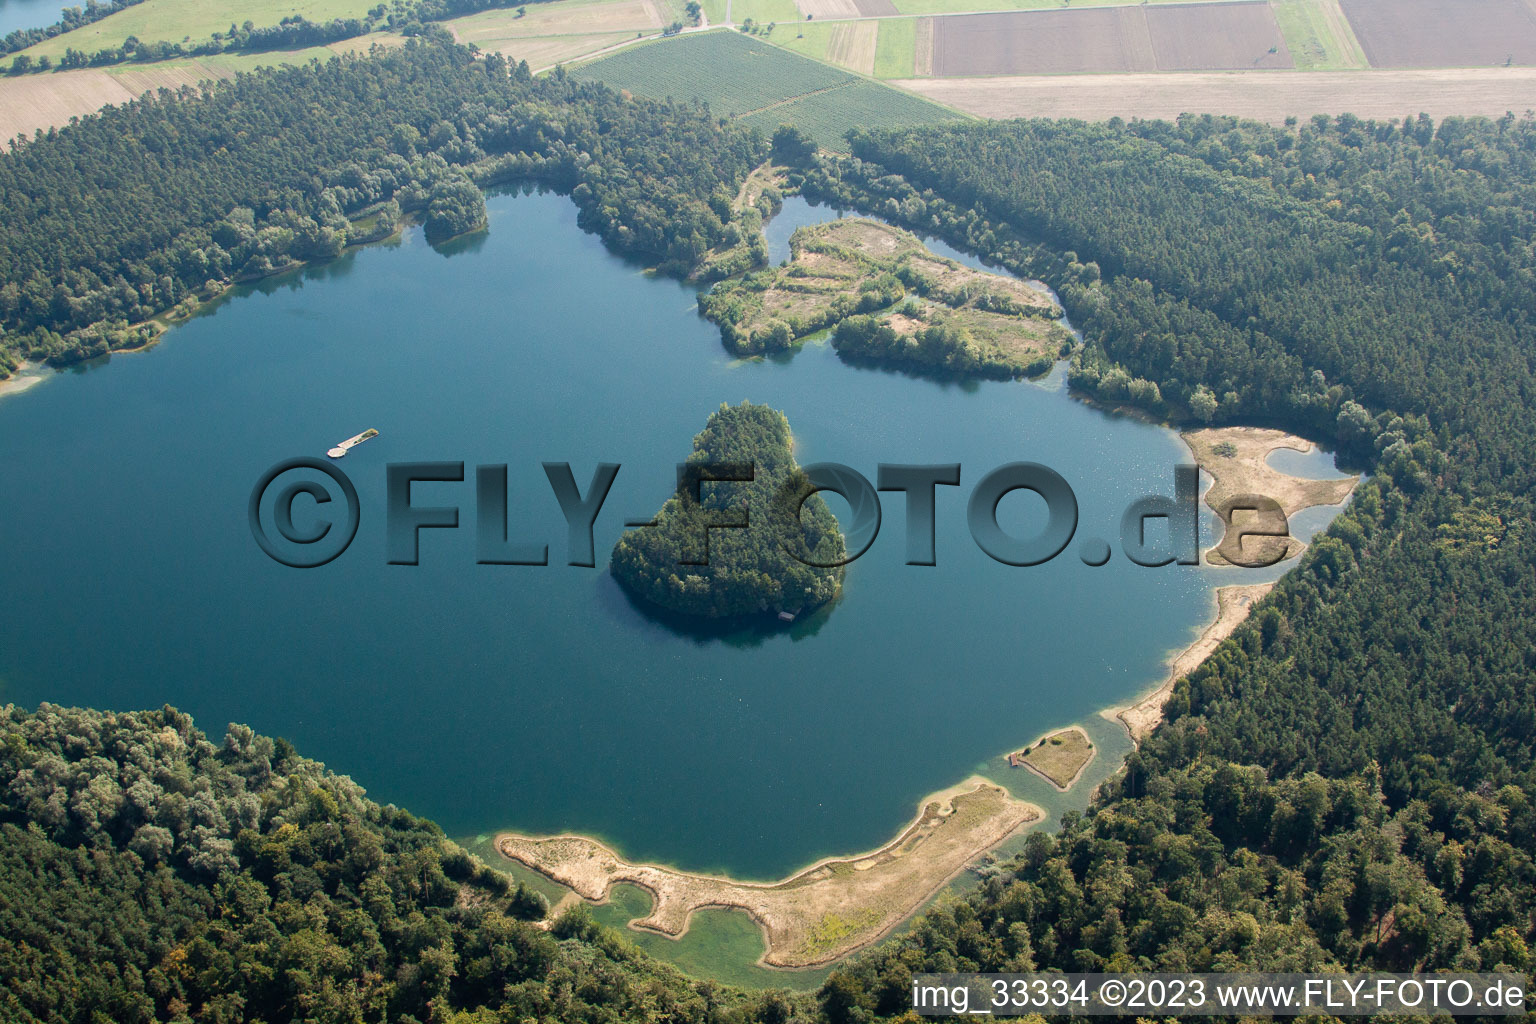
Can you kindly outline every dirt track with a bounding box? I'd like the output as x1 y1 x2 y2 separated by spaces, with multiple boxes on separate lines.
893 67 1536 122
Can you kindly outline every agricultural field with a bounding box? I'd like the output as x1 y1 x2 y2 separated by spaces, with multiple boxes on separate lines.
573 30 848 112
447 0 663 45
1270 0 1365 69
893 67 1536 122
775 19 859 67
887 0 1263 18
820 20 877 72
873 16 914 76
14 0 375 61
0 47 335 141
701 0 801 25
738 79 959 149
573 29 959 150
914 14 932 72
1338 0 1536 67
931 1 1290 76
1145 1 1291 69
796 0 896 17
444 0 665 68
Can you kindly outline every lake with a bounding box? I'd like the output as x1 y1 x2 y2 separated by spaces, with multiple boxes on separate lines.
0 0 63 37
0 188 1300 881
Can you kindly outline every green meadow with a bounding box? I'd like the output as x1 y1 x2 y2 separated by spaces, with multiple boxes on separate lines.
17 0 376 60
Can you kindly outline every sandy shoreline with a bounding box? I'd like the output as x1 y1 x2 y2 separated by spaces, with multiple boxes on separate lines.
0 361 48 400
1101 581 1274 743
497 777 1040 968
496 424 1354 968
1185 425 1358 567
1094 425 1354 741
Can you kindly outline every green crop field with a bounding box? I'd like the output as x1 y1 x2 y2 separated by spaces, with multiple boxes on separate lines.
573 30 849 114
768 18 916 78
18 0 377 60
873 17 915 77
1271 0 1368 68
771 20 840 63
573 29 962 151
739 79 959 150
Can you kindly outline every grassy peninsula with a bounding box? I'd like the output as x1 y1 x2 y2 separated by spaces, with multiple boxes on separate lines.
610 402 845 619
698 218 1068 376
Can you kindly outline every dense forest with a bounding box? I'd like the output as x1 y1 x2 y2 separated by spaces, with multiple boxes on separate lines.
610 402 847 618
0 704 810 1023
0 39 763 372
830 310 1057 380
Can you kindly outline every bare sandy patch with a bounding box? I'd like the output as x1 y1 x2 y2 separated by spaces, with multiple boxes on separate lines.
0 362 50 400
1184 425 1356 566
497 777 1039 967
732 160 792 211
1104 581 1274 742
890 67 1536 123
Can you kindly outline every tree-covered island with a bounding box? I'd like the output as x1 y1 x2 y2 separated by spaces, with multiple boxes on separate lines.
609 402 846 619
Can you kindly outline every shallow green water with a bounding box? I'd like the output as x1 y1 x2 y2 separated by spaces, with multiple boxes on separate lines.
0 188 1309 889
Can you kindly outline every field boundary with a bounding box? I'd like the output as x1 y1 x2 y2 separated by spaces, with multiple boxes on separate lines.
891 66 1536 122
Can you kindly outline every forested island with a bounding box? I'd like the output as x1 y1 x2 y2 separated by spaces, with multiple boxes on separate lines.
610 402 846 619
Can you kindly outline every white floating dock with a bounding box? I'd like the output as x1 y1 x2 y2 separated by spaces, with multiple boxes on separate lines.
327 428 378 458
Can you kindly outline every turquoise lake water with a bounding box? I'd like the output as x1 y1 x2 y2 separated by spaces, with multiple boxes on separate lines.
0 189 1305 880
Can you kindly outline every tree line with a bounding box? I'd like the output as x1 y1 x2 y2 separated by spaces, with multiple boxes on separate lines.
0 0 146 57
4 0 560 74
